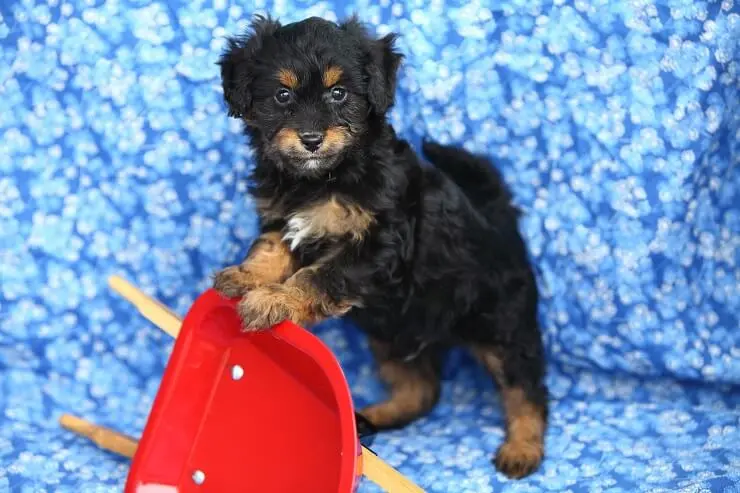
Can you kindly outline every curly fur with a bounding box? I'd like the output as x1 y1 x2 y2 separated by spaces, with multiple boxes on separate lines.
214 15 548 479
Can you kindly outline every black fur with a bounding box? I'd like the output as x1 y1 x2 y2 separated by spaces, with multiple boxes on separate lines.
217 16 548 478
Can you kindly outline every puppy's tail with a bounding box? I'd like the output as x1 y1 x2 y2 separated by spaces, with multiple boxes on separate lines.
421 139 513 214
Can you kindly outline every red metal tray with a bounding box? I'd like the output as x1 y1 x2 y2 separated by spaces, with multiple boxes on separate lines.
124 289 361 493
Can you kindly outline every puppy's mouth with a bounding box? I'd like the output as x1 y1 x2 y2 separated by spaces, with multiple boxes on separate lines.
273 127 351 172
297 155 337 170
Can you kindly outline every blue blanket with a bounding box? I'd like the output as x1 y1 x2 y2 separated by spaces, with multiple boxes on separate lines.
1 0 739 491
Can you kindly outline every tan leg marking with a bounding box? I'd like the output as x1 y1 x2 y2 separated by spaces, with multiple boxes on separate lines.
471 345 545 479
359 339 440 429
213 232 295 298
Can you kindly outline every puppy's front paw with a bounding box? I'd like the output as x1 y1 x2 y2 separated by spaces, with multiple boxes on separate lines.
494 439 543 479
237 285 292 331
213 266 252 298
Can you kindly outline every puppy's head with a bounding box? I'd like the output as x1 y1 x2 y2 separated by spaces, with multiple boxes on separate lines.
219 16 402 176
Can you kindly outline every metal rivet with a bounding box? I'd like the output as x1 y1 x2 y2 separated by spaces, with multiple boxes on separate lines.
192 470 205 485
231 365 244 381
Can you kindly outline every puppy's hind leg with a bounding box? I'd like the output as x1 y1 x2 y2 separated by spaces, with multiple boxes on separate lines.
360 338 442 429
470 344 548 479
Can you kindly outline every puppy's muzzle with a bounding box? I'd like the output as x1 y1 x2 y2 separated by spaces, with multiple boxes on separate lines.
275 127 352 161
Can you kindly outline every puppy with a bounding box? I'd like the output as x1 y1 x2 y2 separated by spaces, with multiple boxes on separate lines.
214 16 548 479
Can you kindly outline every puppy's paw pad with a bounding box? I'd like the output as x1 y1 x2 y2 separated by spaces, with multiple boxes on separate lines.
212 266 250 298
494 440 543 479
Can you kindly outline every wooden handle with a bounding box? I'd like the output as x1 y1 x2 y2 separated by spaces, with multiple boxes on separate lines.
107 276 425 492
108 275 182 338
60 414 138 458
361 447 425 492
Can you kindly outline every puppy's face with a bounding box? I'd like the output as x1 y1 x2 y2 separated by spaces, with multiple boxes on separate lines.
257 59 361 173
219 16 402 176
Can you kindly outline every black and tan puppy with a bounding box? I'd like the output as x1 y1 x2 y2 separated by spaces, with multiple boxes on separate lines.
214 15 548 479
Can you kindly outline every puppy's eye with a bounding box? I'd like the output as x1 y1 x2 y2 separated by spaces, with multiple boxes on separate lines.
275 88 293 105
330 86 347 103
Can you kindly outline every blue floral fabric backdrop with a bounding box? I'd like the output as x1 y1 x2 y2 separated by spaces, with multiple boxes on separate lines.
1 0 739 491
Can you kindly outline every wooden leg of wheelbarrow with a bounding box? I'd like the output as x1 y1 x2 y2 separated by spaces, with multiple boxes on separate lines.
108 276 426 492
59 414 138 459
361 446 425 493
108 275 182 338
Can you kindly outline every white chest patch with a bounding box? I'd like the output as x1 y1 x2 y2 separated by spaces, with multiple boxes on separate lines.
282 215 312 251
281 197 373 251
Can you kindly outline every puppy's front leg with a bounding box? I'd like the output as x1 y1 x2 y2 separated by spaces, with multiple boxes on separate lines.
213 232 296 298
236 264 356 331
360 338 442 429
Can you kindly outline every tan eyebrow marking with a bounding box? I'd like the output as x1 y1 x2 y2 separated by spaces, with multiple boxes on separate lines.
277 68 299 89
322 66 343 87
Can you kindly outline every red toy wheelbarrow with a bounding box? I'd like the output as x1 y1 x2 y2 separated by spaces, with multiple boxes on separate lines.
60 276 424 492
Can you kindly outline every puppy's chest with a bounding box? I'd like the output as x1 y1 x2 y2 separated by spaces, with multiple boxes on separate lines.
282 212 325 251
261 196 375 251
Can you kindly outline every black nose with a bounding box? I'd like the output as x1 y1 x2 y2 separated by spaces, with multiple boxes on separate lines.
298 131 324 152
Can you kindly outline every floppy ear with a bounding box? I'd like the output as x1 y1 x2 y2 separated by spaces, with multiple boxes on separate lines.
219 15 281 118
341 18 403 115
366 33 403 114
